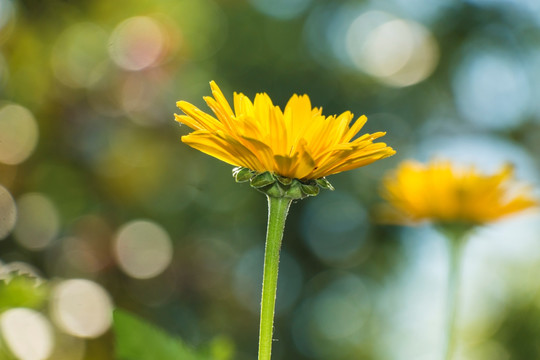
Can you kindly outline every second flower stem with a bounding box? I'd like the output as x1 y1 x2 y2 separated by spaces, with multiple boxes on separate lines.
258 195 292 360
443 232 467 360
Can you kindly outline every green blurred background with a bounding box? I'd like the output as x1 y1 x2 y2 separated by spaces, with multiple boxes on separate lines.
2 0 540 359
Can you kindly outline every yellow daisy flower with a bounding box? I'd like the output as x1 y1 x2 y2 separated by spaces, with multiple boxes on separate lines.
174 81 395 181
382 160 537 225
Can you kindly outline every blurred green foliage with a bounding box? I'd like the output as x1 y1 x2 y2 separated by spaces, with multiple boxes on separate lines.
0 274 48 311
114 309 234 360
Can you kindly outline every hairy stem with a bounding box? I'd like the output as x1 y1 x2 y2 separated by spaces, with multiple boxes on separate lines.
258 196 292 360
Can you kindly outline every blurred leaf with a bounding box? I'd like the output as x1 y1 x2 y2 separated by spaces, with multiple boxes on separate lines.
113 309 206 360
495 301 540 359
0 274 48 311
208 335 235 360
0 346 17 360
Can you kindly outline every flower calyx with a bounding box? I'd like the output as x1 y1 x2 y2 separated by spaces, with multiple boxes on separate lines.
435 222 475 243
232 167 334 199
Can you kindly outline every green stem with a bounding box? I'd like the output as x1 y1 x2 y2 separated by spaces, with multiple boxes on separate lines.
258 195 292 360
443 232 467 360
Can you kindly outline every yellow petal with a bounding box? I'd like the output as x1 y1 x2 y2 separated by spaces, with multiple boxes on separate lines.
175 81 395 181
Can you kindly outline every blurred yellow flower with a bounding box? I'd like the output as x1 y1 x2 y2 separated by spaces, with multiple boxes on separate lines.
382 160 537 225
175 81 395 180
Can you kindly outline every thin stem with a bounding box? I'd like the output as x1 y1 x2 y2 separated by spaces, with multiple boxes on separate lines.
443 232 467 360
258 195 292 360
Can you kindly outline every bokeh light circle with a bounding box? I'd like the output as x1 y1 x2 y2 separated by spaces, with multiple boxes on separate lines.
358 20 413 77
312 274 371 340
0 308 54 360
109 16 165 71
292 272 373 359
0 104 39 165
113 219 173 279
51 279 113 338
301 191 368 264
0 185 16 240
346 12 439 87
57 215 114 276
51 22 109 88
13 193 60 251
453 49 530 129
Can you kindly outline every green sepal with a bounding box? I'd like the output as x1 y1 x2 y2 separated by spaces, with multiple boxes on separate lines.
284 180 303 199
315 177 334 191
250 172 276 188
300 182 320 196
232 166 242 178
265 183 285 198
232 167 253 183
435 223 475 243
275 175 293 185
233 168 335 199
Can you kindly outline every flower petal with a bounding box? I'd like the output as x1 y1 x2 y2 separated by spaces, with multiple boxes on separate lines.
175 81 395 180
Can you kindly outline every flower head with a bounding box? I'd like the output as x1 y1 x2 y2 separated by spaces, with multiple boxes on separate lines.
381 160 537 225
175 81 395 181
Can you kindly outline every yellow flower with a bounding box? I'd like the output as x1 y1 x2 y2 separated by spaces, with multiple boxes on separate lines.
382 160 537 225
174 81 395 181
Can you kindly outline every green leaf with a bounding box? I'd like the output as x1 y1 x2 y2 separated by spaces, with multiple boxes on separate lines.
208 335 235 360
113 309 205 360
0 274 48 311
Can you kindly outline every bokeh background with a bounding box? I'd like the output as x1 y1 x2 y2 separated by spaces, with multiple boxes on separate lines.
2 0 540 359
